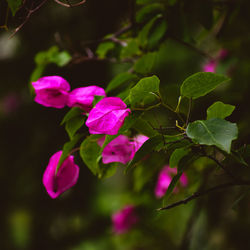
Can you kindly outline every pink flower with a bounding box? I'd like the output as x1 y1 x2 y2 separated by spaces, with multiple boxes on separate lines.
42 151 79 199
86 97 131 135
67 86 106 112
98 134 149 164
155 166 188 198
112 205 138 234
31 76 70 108
98 135 135 164
202 60 217 73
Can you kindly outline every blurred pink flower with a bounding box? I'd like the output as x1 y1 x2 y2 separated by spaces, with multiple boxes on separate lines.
67 86 106 112
32 76 70 108
112 205 138 234
202 60 217 73
86 97 130 135
202 49 229 73
43 151 79 199
0 93 21 114
155 166 188 198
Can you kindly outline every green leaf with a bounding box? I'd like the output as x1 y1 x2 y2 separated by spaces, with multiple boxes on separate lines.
7 0 22 16
80 135 103 175
30 46 71 82
96 42 115 59
133 117 157 137
163 151 199 203
120 40 141 60
180 72 230 99
126 135 163 172
65 116 86 140
148 19 167 49
61 107 83 125
186 118 238 153
129 75 160 108
207 101 235 120
134 52 158 74
138 15 162 48
169 147 190 168
136 3 164 23
92 95 105 107
106 72 138 93
56 134 83 173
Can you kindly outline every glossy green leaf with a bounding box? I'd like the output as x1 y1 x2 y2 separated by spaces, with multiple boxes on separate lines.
136 3 164 23
186 118 238 153
169 147 190 168
126 135 163 172
106 72 138 93
134 52 158 74
180 72 230 99
96 42 115 59
65 116 85 140
207 101 235 120
7 0 22 16
56 134 83 173
80 135 103 175
129 75 160 108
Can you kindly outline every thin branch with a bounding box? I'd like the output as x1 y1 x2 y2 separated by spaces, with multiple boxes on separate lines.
158 181 250 211
205 154 242 182
185 98 192 126
81 24 132 47
10 0 48 38
171 37 214 60
53 0 86 8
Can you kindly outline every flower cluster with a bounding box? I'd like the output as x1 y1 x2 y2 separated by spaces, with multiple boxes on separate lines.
154 165 188 198
32 76 137 198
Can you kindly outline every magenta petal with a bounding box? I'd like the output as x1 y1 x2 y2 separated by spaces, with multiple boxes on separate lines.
32 76 70 108
202 60 217 73
102 135 135 164
133 135 149 152
112 205 138 234
42 151 79 199
67 86 106 112
86 97 131 135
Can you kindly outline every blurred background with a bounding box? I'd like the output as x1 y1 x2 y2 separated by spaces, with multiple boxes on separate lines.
1 0 250 249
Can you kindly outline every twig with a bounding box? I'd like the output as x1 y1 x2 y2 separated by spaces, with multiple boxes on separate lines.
53 0 86 8
81 24 132 47
157 181 250 211
205 154 242 182
171 37 214 60
9 0 48 38
185 98 192 126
